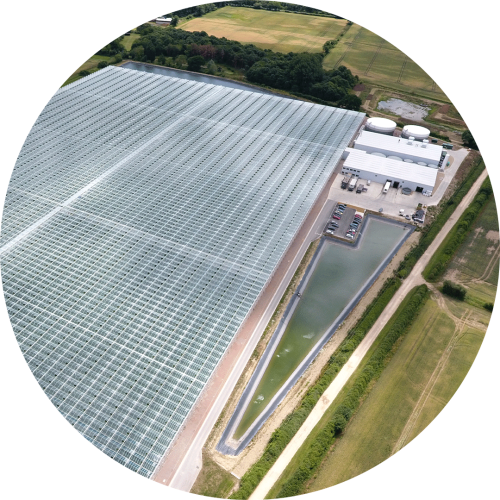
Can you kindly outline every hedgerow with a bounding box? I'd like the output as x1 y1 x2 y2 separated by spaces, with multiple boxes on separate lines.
424 177 493 282
276 285 430 498
397 157 485 279
229 277 401 499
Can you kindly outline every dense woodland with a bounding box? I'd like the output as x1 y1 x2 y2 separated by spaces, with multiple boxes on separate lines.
98 23 361 110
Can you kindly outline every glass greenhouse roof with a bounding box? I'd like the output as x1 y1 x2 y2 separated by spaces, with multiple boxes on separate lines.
1 65 364 477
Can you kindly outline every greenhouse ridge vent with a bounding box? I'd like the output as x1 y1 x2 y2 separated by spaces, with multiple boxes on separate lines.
1 66 365 478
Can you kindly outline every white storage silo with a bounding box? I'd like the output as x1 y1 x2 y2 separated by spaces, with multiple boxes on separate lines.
417 161 427 166
401 125 430 141
371 152 386 158
403 158 414 163
388 155 402 161
365 117 397 135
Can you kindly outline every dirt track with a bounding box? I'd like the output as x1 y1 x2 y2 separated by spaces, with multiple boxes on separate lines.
249 168 489 500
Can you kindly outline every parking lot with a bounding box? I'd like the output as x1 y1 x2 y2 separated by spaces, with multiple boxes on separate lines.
324 203 365 241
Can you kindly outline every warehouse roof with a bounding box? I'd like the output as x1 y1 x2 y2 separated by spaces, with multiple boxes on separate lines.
1 65 364 478
354 129 443 163
344 149 438 187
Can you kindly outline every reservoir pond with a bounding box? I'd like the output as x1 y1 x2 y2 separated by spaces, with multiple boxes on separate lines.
234 218 408 439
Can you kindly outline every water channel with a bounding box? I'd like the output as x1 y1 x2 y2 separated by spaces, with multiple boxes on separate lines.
121 61 276 95
233 217 409 440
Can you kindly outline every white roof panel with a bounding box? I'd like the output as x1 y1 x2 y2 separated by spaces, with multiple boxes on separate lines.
345 149 437 187
355 129 442 162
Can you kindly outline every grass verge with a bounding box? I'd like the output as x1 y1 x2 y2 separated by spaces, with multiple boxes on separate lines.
191 450 237 498
272 285 430 497
229 276 401 499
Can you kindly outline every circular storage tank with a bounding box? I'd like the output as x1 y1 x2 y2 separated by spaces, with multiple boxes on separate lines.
402 187 412 195
365 117 397 135
417 161 427 166
403 158 414 163
371 152 386 158
401 125 430 141
388 155 402 161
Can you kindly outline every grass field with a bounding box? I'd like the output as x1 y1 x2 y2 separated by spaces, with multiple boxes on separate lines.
179 8 448 101
191 450 236 498
62 55 112 86
179 6 347 54
322 23 448 101
446 197 499 293
265 288 424 498
304 295 486 493
121 32 140 51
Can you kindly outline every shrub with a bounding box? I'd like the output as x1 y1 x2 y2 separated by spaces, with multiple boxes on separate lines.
187 55 205 72
442 281 466 300
78 69 90 76
484 302 494 312
97 60 108 69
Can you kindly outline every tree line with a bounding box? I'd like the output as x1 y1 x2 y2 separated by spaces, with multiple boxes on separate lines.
98 25 362 110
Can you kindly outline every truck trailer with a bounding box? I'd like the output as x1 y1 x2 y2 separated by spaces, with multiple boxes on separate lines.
348 177 357 191
383 181 391 193
341 175 350 189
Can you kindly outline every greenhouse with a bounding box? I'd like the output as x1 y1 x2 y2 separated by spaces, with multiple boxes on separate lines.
1 65 364 477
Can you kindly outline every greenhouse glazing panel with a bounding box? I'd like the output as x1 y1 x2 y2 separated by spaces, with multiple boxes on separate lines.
1 65 364 478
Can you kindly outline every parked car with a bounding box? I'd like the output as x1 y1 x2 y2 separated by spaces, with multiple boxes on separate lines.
346 233 354 239
332 215 341 220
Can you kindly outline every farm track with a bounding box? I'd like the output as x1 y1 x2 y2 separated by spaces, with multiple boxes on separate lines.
397 55 408 83
391 293 471 455
364 44 383 76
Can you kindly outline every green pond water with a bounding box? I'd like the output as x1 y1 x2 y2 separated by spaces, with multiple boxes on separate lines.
234 218 407 439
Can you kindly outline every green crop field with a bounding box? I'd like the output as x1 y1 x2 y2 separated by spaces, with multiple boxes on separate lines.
179 6 346 54
323 23 447 101
305 297 485 493
180 9 448 101
446 197 499 293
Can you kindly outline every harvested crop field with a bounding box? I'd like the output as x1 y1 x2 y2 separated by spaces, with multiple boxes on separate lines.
179 6 347 53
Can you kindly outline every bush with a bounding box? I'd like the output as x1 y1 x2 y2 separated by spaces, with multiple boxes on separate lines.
484 302 494 312
442 280 466 300
462 129 478 150
78 70 90 76
429 131 451 141
187 55 205 72
97 60 108 69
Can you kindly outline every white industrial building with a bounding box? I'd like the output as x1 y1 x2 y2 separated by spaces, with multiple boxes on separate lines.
342 149 438 194
353 130 448 168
